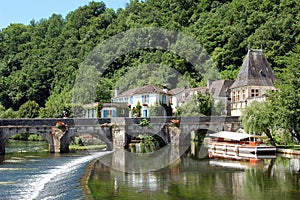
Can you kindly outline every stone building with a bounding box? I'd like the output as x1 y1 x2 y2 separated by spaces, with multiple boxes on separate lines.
230 49 276 116
208 80 234 115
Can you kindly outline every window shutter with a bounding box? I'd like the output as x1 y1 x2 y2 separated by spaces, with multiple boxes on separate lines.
143 110 147 117
130 96 133 104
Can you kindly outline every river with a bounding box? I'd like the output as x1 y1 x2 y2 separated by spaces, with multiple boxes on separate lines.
87 146 300 200
1 140 300 200
0 140 112 200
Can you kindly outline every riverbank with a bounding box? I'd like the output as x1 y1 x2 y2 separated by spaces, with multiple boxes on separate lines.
81 158 98 200
69 144 106 151
276 145 300 155
277 148 300 155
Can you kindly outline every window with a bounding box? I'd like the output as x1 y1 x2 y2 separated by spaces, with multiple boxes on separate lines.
232 91 236 102
103 110 116 118
130 96 133 105
242 90 245 100
142 95 150 105
251 89 259 97
143 110 148 117
162 95 167 104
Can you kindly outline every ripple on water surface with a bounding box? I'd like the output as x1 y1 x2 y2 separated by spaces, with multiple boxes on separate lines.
0 151 113 200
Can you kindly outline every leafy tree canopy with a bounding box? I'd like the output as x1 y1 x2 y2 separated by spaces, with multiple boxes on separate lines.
0 0 299 118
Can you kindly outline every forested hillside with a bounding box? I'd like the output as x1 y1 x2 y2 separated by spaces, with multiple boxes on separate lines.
0 0 299 118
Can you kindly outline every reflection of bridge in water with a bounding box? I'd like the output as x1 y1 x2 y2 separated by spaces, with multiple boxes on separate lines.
0 116 240 155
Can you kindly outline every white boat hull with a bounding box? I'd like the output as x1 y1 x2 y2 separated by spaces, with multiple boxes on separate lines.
208 142 276 160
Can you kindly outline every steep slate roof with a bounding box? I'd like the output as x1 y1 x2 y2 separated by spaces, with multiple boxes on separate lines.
168 87 185 95
209 80 234 97
230 49 276 89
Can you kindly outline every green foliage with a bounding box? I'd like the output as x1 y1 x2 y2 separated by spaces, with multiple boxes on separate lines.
212 100 225 115
28 134 45 141
176 92 213 116
96 102 103 118
240 101 273 135
95 78 114 103
269 44 300 142
220 65 239 80
240 100 276 145
0 108 18 118
271 129 294 146
149 102 165 116
116 106 130 117
131 101 142 117
139 118 151 127
39 89 73 118
18 100 40 118
0 0 299 120
10 133 30 140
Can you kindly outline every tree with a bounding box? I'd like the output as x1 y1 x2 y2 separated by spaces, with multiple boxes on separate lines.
0 0 300 119
270 45 300 142
240 100 275 145
212 100 225 115
131 101 142 117
176 92 213 116
39 89 73 118
149 102 165 116
18 100 40 118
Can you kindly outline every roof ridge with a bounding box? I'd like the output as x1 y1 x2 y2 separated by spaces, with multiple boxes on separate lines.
230 49 275 89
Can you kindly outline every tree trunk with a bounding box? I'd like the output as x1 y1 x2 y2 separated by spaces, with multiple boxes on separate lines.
291 130 300 144
264 129 276 146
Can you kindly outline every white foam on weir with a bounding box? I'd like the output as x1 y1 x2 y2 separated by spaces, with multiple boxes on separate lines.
19 151 113 200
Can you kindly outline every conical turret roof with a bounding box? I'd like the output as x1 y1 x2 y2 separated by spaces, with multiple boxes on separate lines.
230 49 276 89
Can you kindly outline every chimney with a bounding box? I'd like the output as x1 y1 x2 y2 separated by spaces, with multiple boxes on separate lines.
114 87 119 97
162 84 168 93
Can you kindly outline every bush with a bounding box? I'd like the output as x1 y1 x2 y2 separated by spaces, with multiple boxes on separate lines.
28 134 45 141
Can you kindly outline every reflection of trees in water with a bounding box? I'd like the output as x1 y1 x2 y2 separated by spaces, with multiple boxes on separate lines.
89 153 300 200
127 134 167 153
242 157 300 200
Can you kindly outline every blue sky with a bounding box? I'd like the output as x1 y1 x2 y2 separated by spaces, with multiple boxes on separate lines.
0 0 130 29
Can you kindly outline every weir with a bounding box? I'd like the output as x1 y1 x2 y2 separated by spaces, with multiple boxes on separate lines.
0 116 241 155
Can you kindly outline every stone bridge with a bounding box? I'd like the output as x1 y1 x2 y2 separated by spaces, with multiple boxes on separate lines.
0 118 112 155
0 116 241 155
120 116 241 147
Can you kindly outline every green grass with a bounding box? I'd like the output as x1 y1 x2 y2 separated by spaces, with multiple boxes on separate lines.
69 144 106 150
277 145 300 150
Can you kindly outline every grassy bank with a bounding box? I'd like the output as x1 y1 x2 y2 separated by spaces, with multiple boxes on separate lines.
277 145 300 150
69 144 106 151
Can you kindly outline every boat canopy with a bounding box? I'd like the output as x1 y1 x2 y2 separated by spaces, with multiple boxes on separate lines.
209 131 253 141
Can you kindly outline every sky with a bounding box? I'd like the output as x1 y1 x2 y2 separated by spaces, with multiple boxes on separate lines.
0 0 130 29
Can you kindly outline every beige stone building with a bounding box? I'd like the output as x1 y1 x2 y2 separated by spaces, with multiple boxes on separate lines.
230 49 276 116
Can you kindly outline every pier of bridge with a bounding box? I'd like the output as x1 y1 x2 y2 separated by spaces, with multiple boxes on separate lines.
0 116 241 155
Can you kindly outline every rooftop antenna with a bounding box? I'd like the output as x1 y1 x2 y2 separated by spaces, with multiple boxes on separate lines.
260 43 263 51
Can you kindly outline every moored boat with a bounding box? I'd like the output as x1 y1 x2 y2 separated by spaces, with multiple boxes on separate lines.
207 131 276 160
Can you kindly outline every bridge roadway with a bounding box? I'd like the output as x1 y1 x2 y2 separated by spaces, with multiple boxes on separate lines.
0 116 241 155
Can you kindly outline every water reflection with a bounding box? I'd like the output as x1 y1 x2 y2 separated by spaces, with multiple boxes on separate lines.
0 140 48 164
88 143 300 200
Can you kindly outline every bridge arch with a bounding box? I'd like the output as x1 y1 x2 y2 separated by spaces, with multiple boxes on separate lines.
191 128 217 142
0 127 54 154
75 125 113 151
